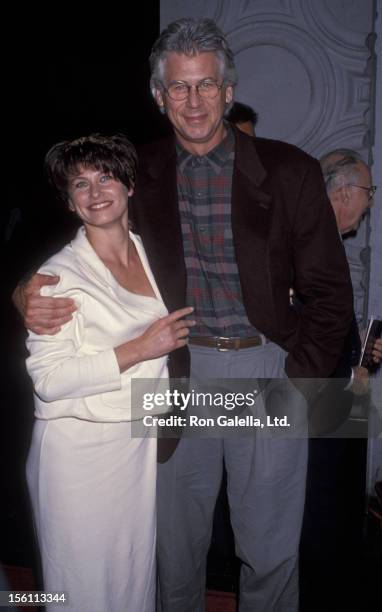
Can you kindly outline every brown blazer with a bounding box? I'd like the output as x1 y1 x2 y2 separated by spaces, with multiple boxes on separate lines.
132 127 353 381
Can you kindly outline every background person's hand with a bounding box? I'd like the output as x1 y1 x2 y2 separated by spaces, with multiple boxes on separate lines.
12 273 76 335
371 337 382 364
350 366 370 396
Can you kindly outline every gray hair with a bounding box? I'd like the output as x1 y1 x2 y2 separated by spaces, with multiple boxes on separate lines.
149 17 237 106
320 148 364 194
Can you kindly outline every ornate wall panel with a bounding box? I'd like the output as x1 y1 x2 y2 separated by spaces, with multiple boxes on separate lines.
161 0 377 323
369 4 382 324
367 5 382 494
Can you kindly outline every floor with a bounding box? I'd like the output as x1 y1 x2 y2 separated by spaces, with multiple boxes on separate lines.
2 502 380 612
1 565 236 612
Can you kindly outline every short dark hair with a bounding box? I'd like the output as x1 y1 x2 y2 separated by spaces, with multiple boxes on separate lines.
45 133 138 202
226 102 258 126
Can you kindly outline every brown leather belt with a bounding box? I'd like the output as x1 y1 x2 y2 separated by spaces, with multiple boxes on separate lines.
189 335 268 351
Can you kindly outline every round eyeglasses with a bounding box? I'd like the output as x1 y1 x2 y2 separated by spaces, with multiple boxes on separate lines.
163 79 223 101
349 184 377 201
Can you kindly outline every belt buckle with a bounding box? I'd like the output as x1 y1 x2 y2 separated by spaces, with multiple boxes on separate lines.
216 336 231 352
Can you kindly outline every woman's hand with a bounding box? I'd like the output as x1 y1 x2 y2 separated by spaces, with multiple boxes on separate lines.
137 307 195 358
115 307 195 372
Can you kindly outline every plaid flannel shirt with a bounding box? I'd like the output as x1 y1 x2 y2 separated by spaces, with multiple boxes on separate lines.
177 126 258 337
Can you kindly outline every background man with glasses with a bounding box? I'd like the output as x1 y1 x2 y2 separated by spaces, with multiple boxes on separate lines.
15 18 354 612
320 149 379 399
300 147 381 611
320 148 377 234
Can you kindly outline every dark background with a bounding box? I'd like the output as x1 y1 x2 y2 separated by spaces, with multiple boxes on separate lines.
1 2 175 572
3 4 172 284
1 7 238 593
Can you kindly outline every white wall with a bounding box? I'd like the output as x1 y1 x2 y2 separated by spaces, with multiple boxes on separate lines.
367 0 382 493
160 0 382 489
161 0 376 324
370 1 382 318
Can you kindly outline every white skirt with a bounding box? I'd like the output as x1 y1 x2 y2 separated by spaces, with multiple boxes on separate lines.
26 418 157 612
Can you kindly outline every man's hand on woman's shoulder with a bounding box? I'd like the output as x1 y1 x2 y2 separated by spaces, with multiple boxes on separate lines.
12 273 77 335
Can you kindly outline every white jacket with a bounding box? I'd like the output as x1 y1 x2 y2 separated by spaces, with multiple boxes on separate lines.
26 227 169 422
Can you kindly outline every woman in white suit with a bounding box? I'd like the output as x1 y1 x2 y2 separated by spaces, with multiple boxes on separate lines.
25 133 194 612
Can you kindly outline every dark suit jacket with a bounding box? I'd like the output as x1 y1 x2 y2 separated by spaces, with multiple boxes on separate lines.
131 127 353 382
